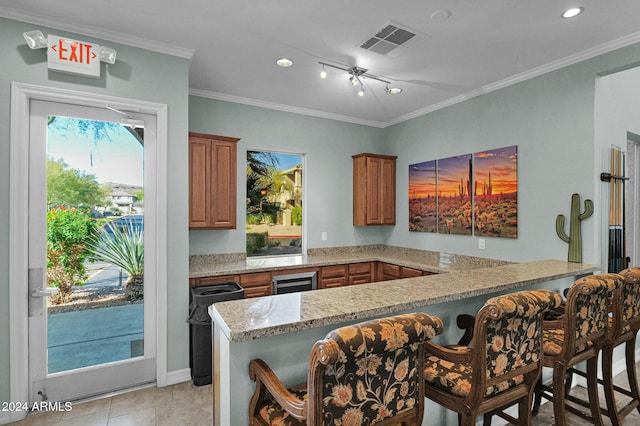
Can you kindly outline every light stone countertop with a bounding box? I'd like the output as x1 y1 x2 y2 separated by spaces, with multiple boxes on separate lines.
189 245 513 278
209 259 599 342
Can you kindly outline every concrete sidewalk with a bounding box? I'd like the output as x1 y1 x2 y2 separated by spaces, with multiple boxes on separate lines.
48 303 143 373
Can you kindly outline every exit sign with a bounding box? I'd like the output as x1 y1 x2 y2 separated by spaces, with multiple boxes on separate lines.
47 35 100 78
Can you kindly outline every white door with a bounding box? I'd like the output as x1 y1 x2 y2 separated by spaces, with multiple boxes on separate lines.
28 100 158 403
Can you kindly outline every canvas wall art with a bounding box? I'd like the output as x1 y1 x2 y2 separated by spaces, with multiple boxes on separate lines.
473 145 518 238
437 154 472 235
408 160 437 232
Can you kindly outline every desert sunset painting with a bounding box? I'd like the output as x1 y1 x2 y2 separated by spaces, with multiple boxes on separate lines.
409 160 437 232
437 154 473 235
473 145 518 238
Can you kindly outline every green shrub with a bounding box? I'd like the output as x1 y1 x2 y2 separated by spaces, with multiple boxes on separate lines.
246 232 267 255
292 206 302 225
46 207 99 304
246 214 262 225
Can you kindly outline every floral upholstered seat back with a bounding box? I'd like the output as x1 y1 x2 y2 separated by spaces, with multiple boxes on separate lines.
482 290 563 384
570 274 620 350
312 312 443 425
620 267 640 324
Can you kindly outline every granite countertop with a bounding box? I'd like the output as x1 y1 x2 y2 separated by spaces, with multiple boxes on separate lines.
189 245 513 278
209 259 599 342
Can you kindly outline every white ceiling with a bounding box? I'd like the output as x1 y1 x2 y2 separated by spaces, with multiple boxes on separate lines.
2 1 640 127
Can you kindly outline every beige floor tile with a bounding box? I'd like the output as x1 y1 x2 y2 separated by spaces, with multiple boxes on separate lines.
156 399 212 426
107 407 156 426
61 398 112 420
109 386 173 418
170 382 212 406
53 410 109 426
8 410 64 426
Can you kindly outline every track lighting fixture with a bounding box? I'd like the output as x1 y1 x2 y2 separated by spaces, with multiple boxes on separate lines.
318 61 402 96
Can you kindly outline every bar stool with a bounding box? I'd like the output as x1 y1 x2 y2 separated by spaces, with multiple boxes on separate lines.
564 267 640 425
248 312 443 425
532 273 622 426
423 289 562 426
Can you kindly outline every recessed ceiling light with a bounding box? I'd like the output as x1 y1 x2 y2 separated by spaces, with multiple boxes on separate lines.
430 10 451 22
562 7 583 18
385 86 402 95
276 58 293 67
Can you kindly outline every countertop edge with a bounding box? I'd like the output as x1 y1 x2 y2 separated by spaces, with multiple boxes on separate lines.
209 260 599 343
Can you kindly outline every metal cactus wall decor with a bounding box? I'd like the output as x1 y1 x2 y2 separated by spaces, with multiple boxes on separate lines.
556 193 593 263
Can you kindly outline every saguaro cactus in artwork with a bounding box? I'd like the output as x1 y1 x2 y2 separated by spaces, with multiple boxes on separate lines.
556 193 593 262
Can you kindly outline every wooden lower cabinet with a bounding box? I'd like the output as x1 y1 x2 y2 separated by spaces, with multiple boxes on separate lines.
378 262 401 281
400 266 423 278
191 262 435 298
319 265 347 289
376 262 433 281
348 262 374 285
240 272 272 298
195 275 241 286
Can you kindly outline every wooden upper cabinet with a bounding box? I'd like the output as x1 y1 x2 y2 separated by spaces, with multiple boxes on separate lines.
189 132 239 229
353 153 397 226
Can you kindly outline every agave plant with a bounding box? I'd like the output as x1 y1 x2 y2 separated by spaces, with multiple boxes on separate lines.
88 219 144 301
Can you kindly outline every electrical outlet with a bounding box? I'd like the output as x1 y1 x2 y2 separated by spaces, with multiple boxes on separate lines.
479 238 486 250
321 232 327 241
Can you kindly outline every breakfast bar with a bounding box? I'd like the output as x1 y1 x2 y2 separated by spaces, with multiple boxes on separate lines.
207 257 598 425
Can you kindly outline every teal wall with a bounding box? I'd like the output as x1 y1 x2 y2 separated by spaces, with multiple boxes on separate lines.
3 13 640 410
384 43 640 264
188 97 387 255
0 17 190 404
189 42 640 266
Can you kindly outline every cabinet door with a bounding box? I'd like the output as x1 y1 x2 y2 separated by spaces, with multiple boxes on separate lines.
378 262 400 281
240 272 272 298
366 156 382 224
348 262 373 285
188 137 211 228
210 140 236 229
188 133 238 229
319 265 347 289
380 157 396 225
400 267 422 278
353 153 397 226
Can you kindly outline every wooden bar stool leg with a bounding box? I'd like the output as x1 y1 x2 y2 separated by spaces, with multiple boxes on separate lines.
553 364 569 426
586 356 605 426
602 344 621 426
626 336 640 415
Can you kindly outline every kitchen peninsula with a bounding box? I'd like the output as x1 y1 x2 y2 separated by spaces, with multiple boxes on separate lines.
192 247 598 425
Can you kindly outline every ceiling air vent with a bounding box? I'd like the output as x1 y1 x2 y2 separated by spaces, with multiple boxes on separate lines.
359 22 425 57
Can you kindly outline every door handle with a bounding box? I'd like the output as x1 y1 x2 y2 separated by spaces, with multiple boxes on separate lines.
31 287 57 298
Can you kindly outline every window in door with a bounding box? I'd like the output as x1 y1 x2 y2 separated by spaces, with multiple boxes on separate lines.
46 115 145 372
246 150 303 257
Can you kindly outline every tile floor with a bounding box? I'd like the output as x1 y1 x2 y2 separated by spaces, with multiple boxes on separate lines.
9 382 212 426
9 365 640 425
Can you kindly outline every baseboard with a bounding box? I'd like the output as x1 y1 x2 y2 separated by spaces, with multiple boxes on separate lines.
165 368 191 386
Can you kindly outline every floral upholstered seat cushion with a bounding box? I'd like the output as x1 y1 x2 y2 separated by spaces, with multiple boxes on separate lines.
258 384 308 426
424 354 524 398
542 328 593 356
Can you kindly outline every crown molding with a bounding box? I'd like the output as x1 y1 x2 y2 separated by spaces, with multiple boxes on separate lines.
193 30 640 130
189 89 386 128
383 30 640 127
0 6 195 60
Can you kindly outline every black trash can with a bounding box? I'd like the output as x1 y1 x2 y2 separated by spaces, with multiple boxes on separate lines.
188 282 244 386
